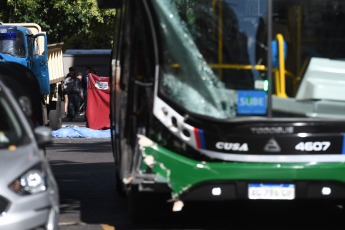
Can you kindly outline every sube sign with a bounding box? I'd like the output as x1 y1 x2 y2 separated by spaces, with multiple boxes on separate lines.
237 90 267 115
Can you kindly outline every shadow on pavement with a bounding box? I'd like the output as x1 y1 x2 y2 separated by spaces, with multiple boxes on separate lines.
47 140 133 230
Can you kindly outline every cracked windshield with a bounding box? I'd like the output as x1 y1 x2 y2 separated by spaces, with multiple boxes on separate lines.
156 0 345 119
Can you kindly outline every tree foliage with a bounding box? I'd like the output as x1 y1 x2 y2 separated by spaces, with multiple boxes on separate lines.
0 0 116 50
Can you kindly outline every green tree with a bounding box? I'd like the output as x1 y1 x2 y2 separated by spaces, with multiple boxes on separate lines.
0 0 116 50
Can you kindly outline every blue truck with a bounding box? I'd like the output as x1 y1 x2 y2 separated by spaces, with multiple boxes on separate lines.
0 23 65 130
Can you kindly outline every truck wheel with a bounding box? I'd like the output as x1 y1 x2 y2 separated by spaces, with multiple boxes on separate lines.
41 101 48 126
49 94 62 130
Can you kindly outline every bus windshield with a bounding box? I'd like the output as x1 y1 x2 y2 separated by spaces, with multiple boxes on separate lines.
153 0 345 119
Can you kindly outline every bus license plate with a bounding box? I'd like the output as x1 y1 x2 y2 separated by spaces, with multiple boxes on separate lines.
248 183 295 200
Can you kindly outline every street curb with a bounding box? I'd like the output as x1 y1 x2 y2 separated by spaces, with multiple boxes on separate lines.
52 138 111 144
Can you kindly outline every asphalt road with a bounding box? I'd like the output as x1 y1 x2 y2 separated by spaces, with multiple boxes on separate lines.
47 137 131 230
45 117 345 230
46 116 131 230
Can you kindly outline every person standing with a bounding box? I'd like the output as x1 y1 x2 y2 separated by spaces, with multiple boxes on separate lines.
64 67 83 121
63 67 75 116
80 66 91 116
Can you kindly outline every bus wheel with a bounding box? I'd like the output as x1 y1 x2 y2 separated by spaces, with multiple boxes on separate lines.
115 168 126 197
128 184 171 223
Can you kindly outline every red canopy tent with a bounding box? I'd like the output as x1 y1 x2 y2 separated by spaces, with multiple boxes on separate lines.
86 73 110 130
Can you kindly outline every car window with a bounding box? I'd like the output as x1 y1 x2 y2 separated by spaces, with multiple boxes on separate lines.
0 89 28 148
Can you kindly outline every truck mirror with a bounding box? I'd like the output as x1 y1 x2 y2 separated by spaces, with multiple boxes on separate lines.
97 0 122 9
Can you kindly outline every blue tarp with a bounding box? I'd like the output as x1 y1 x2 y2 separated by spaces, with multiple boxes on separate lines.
52 126 111 138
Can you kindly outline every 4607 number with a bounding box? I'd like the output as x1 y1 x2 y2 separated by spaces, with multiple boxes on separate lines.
295 141 331 151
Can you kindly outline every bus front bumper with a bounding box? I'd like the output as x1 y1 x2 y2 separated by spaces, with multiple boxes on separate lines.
137 135 345 203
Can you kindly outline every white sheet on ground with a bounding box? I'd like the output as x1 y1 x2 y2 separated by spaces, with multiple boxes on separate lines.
52 126 111 138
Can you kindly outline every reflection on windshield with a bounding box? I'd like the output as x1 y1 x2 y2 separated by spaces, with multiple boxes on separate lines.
272 0 345 89
0 30 26 58
0 91 24 149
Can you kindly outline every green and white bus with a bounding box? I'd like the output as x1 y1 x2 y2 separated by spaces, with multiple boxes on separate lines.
102 0 345 219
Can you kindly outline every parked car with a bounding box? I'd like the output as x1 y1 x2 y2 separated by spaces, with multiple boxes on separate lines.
0 78 59 230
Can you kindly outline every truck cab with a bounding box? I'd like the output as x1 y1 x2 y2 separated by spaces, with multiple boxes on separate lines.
0 23 65 130
0 24 49 95
0 26 27 58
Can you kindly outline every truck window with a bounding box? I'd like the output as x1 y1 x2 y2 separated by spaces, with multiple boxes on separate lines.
0 30 26 58
27 36 34 57
33 37 42 55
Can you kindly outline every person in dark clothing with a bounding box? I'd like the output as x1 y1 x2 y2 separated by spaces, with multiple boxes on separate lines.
64 67 83 121
80 66 91 116
63 67 75 116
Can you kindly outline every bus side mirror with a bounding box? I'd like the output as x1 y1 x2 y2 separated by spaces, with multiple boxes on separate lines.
97 0 122 9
